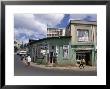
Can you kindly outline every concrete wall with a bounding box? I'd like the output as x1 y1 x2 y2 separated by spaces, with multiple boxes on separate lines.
69 23 97 66
70 24 94 44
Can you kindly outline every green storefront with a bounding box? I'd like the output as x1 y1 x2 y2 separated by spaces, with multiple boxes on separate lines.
29 36 72 65
28 20 97 66
29 36 96 66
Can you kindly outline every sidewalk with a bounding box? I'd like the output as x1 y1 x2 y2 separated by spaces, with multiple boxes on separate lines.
23 60 97 71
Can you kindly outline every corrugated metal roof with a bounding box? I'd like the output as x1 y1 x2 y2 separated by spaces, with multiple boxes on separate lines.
29 36 71 45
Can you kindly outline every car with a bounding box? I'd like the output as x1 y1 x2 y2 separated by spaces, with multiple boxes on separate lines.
18 50 27 56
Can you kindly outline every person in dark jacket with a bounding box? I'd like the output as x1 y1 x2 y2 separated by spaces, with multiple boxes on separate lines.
79 59 85 69
21 55 24 61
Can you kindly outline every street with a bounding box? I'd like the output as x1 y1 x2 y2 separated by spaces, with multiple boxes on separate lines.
14 54 97 76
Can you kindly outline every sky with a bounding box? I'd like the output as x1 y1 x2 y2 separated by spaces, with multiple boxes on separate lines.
14 14 97 43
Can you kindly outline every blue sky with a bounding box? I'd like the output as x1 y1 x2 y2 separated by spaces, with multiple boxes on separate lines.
14 14 96 43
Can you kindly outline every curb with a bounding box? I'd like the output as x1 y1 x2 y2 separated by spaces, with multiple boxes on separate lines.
22 60 97 71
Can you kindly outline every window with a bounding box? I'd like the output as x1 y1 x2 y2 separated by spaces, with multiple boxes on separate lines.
55 34 58 36
63 45 69 59
77 29 89 42
52 34 54 37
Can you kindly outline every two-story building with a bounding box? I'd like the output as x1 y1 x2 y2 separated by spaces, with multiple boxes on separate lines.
65 20 97 66
28 20 97 66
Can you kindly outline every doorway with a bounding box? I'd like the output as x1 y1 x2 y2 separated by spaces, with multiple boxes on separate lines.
48 45 57 64
76 51 91 65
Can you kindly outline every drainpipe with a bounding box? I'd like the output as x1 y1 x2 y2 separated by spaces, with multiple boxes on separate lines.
91 49 95 66
48 44 50 64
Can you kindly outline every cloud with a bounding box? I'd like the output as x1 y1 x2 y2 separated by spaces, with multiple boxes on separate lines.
34 14 65 27
14 28 34 43
14 14 64 43
14 14 96 43
14 14 47 34
70 14 97 21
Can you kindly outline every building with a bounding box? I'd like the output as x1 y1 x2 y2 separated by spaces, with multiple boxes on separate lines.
47 28 65 37
28 20 97 66
65 20 97 66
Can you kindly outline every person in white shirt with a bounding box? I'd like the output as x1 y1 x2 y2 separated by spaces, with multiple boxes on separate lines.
27 55 31 66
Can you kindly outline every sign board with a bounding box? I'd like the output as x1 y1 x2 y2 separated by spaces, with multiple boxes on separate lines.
63 45 69 49
75 48 93 50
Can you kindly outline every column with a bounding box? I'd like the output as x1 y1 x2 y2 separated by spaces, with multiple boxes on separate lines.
91 50 95 66
69 45 73 59
59 45 63 64
48 44 50 64
72 49 76 65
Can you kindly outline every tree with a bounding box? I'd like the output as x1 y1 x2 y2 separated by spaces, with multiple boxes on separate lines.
14 46 18 52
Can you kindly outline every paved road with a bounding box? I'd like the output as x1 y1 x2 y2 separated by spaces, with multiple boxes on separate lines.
14 54 97 76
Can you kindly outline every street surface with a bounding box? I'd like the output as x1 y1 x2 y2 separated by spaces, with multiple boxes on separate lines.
14 54 97 76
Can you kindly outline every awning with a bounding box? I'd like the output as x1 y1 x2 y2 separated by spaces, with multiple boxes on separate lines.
76 51 91 53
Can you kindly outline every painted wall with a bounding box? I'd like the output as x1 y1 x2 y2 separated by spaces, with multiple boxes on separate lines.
29 37 73 65
69 23 97 66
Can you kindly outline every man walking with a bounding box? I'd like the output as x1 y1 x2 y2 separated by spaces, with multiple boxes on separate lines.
27 55 31 66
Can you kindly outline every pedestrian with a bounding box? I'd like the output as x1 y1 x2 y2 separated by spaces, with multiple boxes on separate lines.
27 55 31 66
25 55 28 60
21 55 24 61
53 52 57 64
82 58 86 67
79 59 85 69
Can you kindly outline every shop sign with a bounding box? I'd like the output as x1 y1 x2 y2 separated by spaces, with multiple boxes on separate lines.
63 45 69 49
75 48 93 50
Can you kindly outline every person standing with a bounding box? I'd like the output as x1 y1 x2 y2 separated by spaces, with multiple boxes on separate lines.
21 55 24 61
82 58 86 67
27 55 31 66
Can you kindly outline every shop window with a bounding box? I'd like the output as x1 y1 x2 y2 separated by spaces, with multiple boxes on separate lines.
63 45 69 59
77 29 89 42
63 49 68 58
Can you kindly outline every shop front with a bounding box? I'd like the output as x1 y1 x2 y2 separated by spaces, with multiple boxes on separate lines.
76 50 91 65
72 45 95 66
28 36 71 65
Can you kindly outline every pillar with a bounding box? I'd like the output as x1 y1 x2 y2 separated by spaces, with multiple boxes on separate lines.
94 51 97 66
91 50 95 66
72 49 76 65
58 45 63 64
